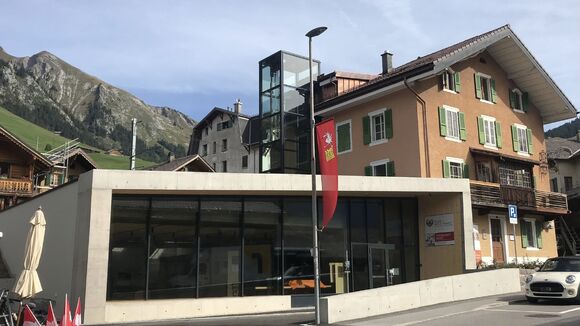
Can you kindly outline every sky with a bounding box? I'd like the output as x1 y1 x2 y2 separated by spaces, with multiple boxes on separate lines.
0 0 578 129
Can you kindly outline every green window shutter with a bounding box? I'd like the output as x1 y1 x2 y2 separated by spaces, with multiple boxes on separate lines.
521 222 529 248
474 74 482 99
387 161 395 176
364 166 372 176
535 221 543 249
454 72 461 93
509 89 516 109
462 163 469 179
522 92 529 112
495 121 502 148
477 116 485 144
490 79 497 103
511 125 519 152
385 109 393 139
362 116 371 145
442 160 450 178
527 128 534 154
439 107 447 136
337 123 351 152
458 112 466 141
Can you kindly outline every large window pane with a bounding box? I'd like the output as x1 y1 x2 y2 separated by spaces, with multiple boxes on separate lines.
108 197 149 300
384 199 403 285
261 87 281 116
199 198 241 297
148 197 197 299
283 198 313 295
319 199 348 294
261 62 280 91
243 198 282 296
367 199 384 244
261 141 282 172
402 199 419 282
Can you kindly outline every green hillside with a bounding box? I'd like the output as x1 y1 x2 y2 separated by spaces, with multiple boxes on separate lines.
0 106 155 169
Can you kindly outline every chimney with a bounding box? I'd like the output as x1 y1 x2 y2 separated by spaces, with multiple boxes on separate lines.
168 152 175 162
381 51 393 74
234 99 243 114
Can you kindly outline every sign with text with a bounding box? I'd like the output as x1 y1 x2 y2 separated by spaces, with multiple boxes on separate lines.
425 213 454 246
508 205 518 224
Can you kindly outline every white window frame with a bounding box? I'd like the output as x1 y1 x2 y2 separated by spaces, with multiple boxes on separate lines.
446 156 464 179
476 72 493 104
481 115 497 149
368 108 387 146
514 123 529 156
442 105 461 142
512 88 525 113
370 158 390 176
336 119 352 154
442 70 458 94
523 217 539 250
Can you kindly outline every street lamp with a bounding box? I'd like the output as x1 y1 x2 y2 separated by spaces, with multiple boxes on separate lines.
306 25 326 326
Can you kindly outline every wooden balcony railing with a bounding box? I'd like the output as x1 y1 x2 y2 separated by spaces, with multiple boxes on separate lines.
0 178 33 195
470 181 568 214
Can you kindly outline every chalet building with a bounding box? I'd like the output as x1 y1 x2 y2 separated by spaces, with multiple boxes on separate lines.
148 153 214 172
313 25 576 264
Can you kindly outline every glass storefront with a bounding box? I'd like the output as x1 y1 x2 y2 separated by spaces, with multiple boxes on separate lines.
107 195 418 300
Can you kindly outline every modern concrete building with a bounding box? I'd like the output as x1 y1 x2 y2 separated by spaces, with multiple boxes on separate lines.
0 169 474 324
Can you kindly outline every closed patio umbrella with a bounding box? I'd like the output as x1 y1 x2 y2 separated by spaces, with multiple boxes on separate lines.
13 207 46 298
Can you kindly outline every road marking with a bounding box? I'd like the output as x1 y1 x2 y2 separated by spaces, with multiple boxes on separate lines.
557 306 580 314
392 310 476 326
485 308 561 315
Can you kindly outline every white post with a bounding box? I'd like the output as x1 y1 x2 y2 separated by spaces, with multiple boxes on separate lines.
130 118 137 170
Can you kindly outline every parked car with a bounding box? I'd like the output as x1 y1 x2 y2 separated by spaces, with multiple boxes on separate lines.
524 257 580 303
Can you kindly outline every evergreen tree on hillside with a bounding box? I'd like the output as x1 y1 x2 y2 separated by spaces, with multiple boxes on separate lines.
545 118 580 138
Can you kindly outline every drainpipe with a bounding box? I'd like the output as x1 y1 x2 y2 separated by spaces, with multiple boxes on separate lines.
404 77 430 177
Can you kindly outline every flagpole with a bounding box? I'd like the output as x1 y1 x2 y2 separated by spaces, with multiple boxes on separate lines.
306 26 326 326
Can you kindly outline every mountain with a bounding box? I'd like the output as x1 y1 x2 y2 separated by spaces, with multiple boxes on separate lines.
545 118 580 139
0 47 195 162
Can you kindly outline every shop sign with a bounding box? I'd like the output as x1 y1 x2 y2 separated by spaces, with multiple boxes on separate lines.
425 213 454 246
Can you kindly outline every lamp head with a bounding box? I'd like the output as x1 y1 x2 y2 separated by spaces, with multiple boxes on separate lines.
306 26 328 38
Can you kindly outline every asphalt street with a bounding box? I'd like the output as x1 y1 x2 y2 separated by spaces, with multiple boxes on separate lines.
89 293 580 325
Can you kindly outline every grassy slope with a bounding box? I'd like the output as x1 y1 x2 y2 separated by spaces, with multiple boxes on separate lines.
0 106 155 169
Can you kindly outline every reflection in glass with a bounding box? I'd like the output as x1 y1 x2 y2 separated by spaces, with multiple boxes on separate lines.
367 200 385 243
283 198 314 294
283 53 318 88
261 141 282 172
261 114 281 143
198 198 241 297
283 87 306 113
319 199 348 294
402 199 419 282
261 87 281 116
384 199 403 285
261 62 280 91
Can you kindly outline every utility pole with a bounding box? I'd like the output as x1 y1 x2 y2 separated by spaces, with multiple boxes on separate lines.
130 118 137 170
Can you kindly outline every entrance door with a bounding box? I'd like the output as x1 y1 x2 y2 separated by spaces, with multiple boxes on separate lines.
490 218 505 263
369 246 389 289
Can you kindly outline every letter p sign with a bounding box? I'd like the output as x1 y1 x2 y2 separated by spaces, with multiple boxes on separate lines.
508 205 518 224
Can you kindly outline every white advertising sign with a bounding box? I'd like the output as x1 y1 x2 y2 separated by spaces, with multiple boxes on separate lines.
425 213 455 246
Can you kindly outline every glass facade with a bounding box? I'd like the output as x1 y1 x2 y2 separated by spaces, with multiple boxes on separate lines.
107 195 418 300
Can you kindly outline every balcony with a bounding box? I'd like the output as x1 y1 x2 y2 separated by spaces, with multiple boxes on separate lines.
470 180 568 215
0 178 33 196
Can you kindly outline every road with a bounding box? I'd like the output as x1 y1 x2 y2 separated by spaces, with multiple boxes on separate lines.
89 294 580 325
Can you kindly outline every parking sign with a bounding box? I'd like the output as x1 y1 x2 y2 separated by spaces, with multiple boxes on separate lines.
508 205 518 224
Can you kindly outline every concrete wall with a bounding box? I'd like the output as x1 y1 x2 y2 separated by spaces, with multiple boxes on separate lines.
320 268 521 324
0 182 78 309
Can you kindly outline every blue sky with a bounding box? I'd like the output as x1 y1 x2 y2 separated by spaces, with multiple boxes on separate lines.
1 0 578 129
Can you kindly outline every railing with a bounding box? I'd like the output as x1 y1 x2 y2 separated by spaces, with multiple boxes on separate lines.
556 217 577 256
470 181 568 213
0 178 33 195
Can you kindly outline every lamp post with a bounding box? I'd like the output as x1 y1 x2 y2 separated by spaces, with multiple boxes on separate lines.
306 25 327 325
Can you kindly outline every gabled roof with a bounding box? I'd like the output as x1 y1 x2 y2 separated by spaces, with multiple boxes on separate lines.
546 137 580 160
317 25 576 124
0 125 53 168
193 107 250 132
63 148 98 170
148 154 214 172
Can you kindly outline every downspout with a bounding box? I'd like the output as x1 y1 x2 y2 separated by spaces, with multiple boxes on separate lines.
404 77 430 177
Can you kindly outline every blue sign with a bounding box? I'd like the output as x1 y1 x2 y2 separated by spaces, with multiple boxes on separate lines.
508 205 518 224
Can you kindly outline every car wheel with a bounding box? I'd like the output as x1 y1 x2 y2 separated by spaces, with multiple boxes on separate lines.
526 296 538 304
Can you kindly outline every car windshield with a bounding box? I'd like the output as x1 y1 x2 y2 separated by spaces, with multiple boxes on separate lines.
540 259 580 272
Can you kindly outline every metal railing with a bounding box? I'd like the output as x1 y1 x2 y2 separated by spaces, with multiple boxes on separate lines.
557 217 577 256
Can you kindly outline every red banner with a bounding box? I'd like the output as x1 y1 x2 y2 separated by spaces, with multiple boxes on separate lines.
315 119 338 229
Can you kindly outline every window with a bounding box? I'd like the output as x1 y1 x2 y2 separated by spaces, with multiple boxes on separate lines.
551 178 559 192
510 88 529 112
521 219 543 249
499 163 532 188
511 124 533 155
205 127 209 136
336 120 352 154
242 155 248 169
477 116 502 148
212 142 217 154
0 163 9 178
441 70 460 92
442 157 468 179
222 139 228 152
371 111 385 142
439 106 466 141
475 73 496 103
202 144 208 156
217 120 232 131
476 162 493 182
565 177 573 192
365 159 395 176
363 109 392 145
222 160 227 172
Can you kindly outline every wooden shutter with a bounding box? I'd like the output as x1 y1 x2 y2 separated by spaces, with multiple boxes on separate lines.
442 160 450 178
454 72 461 93
474 74 482 99
337 123 350 152
439 107 447 136
511 125 519 152
362 116 371 145
490 79 497 103
385 109 393 139
527 129 534 154
364 166 372 176
520 222 529 248
522 92 529 112
462 163 469 179
387 161 395 176
495 121 502 148
535 221 543 249
458 112 466 141
477 117 485 144
509 89 516 109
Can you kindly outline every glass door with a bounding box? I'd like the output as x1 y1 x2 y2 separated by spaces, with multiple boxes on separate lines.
369 245 389 289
